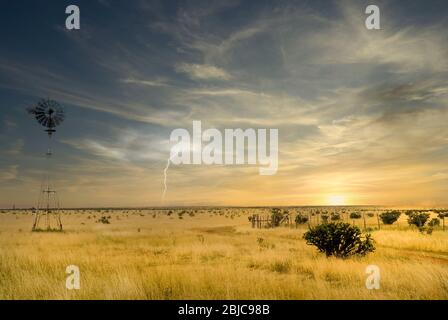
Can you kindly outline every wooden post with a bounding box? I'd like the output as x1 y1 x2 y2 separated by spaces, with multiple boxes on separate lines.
363 212 367 231
376 212 381 230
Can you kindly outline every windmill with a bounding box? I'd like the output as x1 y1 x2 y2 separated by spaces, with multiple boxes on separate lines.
27 98 65 231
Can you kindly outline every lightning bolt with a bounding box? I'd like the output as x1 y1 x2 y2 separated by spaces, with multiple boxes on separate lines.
162 156 171 201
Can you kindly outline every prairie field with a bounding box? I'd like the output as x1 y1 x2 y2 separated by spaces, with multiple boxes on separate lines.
0 207 447 300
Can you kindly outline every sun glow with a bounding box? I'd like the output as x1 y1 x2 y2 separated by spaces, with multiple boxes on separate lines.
328 195 346 206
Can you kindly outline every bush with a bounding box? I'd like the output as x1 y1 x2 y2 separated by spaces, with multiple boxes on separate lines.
321 214 329 223
379 211 401 225
367 213 375 218
407 212 430 228
349 212 362 219
96 216 110 224
303 222 375 258
295 214 309 224
428 218 440 227
331 214 341 221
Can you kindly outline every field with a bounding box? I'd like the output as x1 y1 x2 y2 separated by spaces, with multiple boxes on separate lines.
0 207 447 300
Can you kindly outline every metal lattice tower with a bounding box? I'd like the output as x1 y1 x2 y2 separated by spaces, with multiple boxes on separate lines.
27 99 65 231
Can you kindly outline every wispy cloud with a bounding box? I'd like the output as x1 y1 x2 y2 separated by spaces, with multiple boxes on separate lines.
0 165 18 181
120 78 170 87
175 63 231 80
4 139 24 156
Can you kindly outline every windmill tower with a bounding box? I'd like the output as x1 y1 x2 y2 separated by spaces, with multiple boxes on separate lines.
27 99 65 231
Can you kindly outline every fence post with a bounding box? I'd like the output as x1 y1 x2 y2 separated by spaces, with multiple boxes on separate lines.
363 212 367 231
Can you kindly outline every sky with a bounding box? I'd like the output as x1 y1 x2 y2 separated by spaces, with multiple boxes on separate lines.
0 0 448 208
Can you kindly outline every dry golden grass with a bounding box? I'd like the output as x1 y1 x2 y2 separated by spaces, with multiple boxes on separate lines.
0 208 447 300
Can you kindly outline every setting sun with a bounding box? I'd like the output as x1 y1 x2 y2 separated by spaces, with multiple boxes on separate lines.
328 195 347 206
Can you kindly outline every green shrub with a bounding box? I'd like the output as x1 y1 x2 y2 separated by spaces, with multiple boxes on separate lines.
303 222 375 258
295 214 309 224
379 211 401 225
428 218 440 227
407 212 430 228
96 216 110 224
330 214 341 221
349 212 362 219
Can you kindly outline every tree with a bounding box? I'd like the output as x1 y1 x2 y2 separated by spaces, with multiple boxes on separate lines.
379 211 401 225
303 222 375 258
407 212 430 229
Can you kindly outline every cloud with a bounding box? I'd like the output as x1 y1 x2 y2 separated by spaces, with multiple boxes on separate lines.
4 118 17 129
120 78 170 87
189 87 263 97
0 165 18 181
175 63 231 80
4 139 24 156
278 1 448 75
61 129 169 163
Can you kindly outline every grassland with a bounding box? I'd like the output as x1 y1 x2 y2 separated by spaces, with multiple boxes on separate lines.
0 207 447 300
